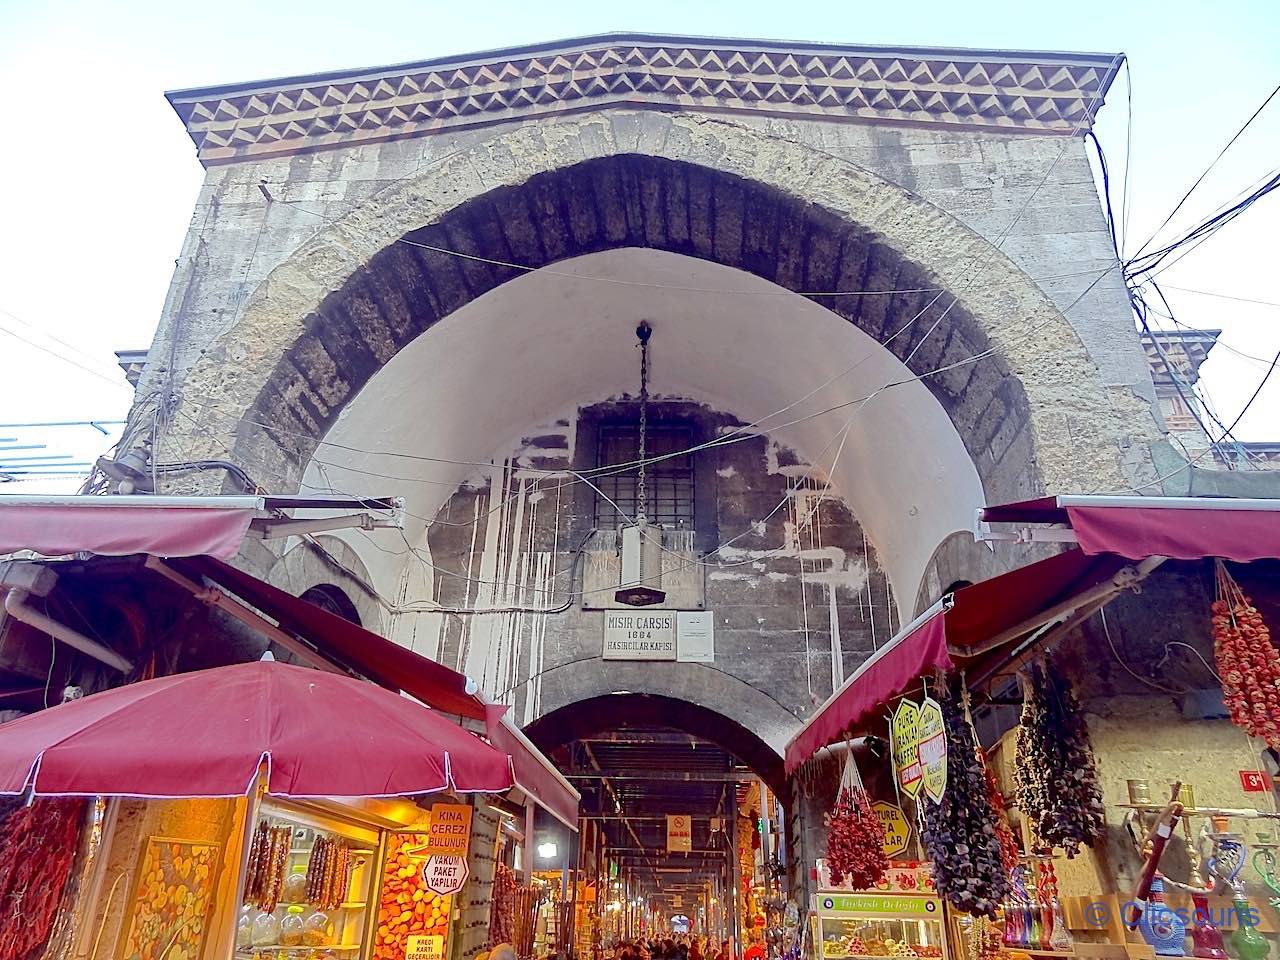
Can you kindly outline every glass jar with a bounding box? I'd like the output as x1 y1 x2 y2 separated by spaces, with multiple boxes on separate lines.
282 867 308 905
252 911 281 948
237 906 254 949
280 907 305 947
303 911 332 946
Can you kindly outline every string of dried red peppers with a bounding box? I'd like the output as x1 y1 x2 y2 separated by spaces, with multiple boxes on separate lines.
1213 560 1280 748
0 797 86 960
824 783 888 889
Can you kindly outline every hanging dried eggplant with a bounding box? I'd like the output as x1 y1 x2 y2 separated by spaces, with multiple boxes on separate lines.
1014 660 1105 857
919 677 1011 918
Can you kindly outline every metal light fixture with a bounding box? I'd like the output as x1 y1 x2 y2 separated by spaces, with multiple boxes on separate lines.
615 321 667 607
537 840 559 859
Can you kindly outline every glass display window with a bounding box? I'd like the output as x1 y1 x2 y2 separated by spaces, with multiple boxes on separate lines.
239 799 380 960
814 893 949 960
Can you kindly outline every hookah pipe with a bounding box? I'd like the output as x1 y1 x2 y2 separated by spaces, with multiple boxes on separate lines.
1125 783 1185 930
1252 848 1280 911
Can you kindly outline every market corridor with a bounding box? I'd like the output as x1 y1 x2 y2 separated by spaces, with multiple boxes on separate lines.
526 694 789 952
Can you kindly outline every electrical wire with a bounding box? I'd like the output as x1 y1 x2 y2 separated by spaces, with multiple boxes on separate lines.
1160 284 1280 309
1131 79 1280 262
1118 59 1135 255
1099 606 1181 695
0 322 131 390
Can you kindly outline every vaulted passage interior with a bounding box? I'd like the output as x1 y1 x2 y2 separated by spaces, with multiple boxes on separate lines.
525 694 787 938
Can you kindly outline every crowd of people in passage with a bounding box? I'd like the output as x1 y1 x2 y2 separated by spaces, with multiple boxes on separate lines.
605 935 736 960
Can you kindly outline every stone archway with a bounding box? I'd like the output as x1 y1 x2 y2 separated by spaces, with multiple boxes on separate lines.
162 110 1157 508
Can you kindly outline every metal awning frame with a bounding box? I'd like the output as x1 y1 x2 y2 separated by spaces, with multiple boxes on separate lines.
974 494 1280 545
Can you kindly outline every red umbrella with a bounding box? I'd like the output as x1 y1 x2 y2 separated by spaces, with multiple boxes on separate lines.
0 659 513 799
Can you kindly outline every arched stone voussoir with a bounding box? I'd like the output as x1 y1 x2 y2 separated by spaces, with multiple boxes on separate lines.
165 109 1153 496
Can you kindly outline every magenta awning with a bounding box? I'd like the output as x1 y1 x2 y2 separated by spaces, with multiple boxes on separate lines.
488 719 581 829
980 495 1280 562
783 547 1133 774
0 493 401 561
784 609 951 774
0 500 253 560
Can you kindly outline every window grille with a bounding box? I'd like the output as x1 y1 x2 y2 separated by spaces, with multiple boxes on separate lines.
593 425 694 530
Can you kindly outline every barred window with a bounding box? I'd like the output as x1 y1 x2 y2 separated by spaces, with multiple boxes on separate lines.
593 425 694 530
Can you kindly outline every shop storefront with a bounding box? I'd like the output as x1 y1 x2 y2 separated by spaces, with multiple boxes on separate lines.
785 496 1280 960
0 654 577 960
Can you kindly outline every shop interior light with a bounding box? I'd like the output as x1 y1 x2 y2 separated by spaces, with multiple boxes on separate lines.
537 840 559 859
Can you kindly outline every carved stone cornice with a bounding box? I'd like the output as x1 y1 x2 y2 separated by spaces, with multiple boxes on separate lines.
167 33 1122 165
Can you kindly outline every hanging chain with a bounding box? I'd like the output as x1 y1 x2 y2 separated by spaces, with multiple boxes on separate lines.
636 323 650 525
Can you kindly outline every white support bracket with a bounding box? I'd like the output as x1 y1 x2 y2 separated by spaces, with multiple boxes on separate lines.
973 508 1078 545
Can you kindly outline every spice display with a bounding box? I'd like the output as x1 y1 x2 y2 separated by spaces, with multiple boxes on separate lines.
374 834 451 960
919 678 1010 917
0 797 85 960
489 863 517 947
1212 560 1280 747
1014 660 1106 857
305 836 352 911
244 820 294 912
824 752 887 889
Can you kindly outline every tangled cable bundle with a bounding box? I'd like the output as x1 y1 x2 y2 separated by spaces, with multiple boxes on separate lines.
919 679 1010 918
1014 660 1106 858
1212 560 1280 747
824 751 887 889
0 797 86 960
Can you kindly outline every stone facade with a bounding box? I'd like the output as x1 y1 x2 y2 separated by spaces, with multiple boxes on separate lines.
123 34 1170 752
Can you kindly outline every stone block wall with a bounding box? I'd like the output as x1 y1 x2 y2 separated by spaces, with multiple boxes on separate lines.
419 400 898 751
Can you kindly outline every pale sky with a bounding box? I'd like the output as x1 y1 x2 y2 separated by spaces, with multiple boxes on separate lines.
0 0 1276 492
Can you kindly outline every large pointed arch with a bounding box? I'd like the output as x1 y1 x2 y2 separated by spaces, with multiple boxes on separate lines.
164 110 1157 513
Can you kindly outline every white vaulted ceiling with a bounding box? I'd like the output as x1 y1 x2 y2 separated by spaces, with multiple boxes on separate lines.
301 248 985 616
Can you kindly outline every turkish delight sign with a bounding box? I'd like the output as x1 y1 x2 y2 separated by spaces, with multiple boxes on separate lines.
603 610 676 660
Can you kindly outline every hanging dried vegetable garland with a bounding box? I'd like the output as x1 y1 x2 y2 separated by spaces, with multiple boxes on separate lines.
824 749 887 889
1212 560 1280 747
978 748 1020 877
0 797 86 960
306 836 353 911
244 821 293 912
1014 660 1105 857
919 677 1010 918
489 862 517 947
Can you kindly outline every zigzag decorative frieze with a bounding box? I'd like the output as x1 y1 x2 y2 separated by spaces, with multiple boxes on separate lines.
167 36 1120 164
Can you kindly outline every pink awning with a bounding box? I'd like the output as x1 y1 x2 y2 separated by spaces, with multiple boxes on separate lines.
0 659 513 798
0 501 253 560
981 495 1280 562
784 610 951 774
783 547 1133 774
488 719 581 829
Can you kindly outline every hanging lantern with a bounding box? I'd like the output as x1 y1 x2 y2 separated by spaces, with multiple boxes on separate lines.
615 321 667 607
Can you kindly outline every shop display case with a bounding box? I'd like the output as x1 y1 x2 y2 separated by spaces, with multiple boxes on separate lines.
812 893 949 960
238 799 380 960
